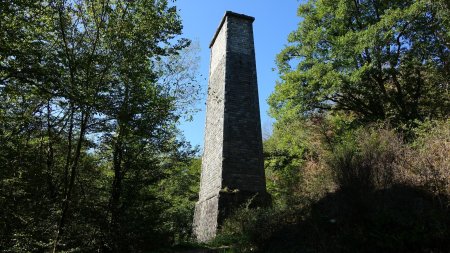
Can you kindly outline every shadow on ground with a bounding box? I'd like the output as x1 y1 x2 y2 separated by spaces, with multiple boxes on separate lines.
262 184 450 253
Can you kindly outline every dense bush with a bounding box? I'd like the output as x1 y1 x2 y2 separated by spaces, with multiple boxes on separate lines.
329 128 402 193
213 206 298 252
407 120 450 204
264 118 336 208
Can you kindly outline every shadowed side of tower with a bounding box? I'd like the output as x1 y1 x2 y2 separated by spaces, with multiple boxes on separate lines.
193 11 270 242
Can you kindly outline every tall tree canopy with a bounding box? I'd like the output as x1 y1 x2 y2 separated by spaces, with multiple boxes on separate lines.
0 0 200 252
270 0 449 125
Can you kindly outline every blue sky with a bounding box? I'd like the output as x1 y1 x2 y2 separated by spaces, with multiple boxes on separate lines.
176 0 302 149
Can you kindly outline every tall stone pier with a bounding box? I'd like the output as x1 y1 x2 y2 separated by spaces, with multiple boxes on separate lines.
193 11 270 242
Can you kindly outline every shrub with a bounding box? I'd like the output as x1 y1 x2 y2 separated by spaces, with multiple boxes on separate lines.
213 205 297 252
407 120 450 208
328 127 404 193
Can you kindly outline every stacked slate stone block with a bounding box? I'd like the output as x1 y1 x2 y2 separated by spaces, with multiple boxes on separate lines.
193 11 270 242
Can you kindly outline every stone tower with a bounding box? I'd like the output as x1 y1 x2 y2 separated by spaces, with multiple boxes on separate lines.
193 11 269 242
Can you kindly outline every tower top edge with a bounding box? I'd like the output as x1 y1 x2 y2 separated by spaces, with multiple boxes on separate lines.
209 11 255 48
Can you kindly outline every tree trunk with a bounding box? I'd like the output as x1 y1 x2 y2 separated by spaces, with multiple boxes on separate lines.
52 111 89 253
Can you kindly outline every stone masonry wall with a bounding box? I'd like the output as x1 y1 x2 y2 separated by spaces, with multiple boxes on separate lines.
193 15 228 242
198 19 227 202
222 14 266 193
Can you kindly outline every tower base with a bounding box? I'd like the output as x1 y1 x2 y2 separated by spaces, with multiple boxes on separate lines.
193 190 271 242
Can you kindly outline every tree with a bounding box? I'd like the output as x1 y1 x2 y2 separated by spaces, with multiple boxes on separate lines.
0 0 200 252
270 0 449 126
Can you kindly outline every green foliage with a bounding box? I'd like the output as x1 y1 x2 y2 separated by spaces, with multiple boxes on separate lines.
213 206 294 253
270 0 450 126
264 114 354 207
264 120 307 206
154 157 201 243
0 0 201 252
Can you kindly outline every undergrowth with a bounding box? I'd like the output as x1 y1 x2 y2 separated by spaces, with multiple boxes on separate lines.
210 120 450 253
